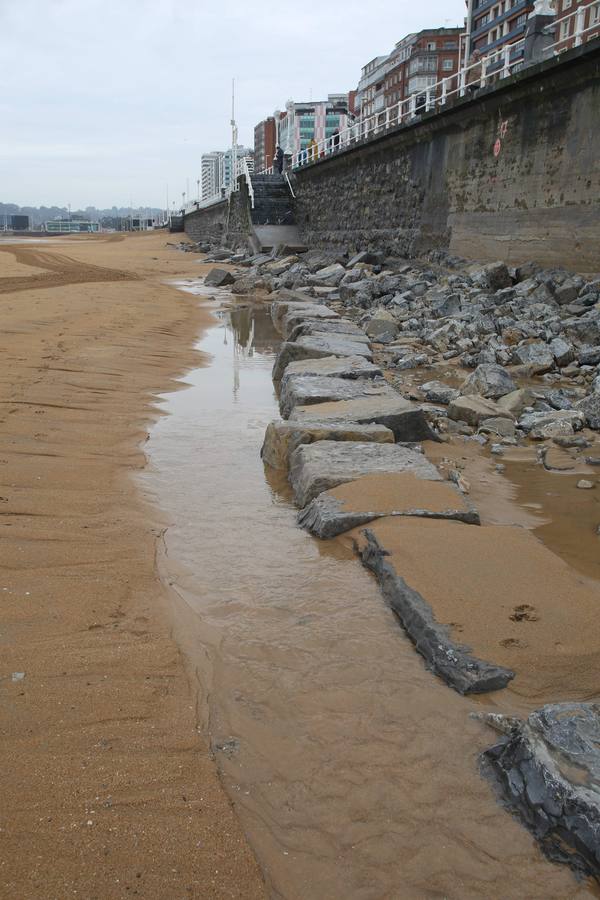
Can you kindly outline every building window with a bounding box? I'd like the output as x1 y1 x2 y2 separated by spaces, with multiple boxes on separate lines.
426 41 437 50
442 58 454 70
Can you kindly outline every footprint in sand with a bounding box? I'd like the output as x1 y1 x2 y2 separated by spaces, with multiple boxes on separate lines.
509 604 539 623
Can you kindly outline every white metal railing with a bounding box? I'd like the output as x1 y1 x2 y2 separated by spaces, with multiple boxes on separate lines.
256 0 599 177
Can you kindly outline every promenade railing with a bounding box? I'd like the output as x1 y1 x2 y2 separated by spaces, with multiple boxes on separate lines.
258 0 599 176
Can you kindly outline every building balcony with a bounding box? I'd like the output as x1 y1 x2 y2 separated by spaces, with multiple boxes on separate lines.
472 0 529 39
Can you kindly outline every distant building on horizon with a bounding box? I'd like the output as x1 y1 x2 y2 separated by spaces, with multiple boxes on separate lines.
1 214 29 231
200 145 253 201
45 219 99 234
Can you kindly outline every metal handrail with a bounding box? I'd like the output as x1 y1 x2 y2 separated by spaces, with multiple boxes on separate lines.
255 0 599 177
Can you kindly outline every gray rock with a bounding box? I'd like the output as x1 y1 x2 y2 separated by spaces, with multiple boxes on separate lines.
577 479 595 490
366 317 399 342
289 395 440 443
518 409 585 434
549 337 575 367
512 342 555 374
204 267 235 287
578 346 600 367
279 375 396 419
460 364 517 400
481 702 600 880
497 388 535 416
289 442 442 508
307 263 346 287
479 417 516 439
553 278 580 305
261 420 394 470
448 395 514 427
483 261 512 291
347 251 382 267
272 336 373 383
421 381 460 405
576 393 600 430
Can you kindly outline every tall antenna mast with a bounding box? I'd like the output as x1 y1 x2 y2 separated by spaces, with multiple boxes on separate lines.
230 78 238 192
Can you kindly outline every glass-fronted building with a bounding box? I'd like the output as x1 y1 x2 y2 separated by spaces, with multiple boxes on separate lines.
45 220 100 233
278 95 352 157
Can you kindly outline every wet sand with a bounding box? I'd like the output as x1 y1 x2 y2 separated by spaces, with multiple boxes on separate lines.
0 233 264 898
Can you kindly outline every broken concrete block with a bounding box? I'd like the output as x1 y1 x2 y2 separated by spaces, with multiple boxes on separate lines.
448 395 514 427
279 374 397 419
298 472 480 538
290 395 440 443
272 336 373 383
261 421 394 470
281 355 382 381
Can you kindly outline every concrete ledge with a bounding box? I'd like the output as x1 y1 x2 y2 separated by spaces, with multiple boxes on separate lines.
358 529 515 695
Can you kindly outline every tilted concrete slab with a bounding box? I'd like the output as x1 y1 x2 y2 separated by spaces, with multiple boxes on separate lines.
287 320 366 343
289 395 440 442
279 374 397 419
298 471 480 538
289 441 442 508
272 336 373 383
271 302 338 333
261 421 394 470
354 517 600 697
281 307 341 339
281 355 382 381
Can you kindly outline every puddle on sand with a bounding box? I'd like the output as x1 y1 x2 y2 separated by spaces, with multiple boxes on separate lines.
139 299 596 900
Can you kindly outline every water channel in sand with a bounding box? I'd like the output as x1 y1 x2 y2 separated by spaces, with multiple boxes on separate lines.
139 290 597 899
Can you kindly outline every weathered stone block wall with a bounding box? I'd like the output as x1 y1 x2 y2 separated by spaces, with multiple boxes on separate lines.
226 180 253 249
184 199 228 243
292 42 600 271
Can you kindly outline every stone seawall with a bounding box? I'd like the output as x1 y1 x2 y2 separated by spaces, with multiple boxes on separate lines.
291 41 600 271
183 199 228 244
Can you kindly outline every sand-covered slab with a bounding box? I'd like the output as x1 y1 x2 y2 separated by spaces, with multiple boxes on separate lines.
281 355 382 381
261 420 394 470
279 374 397 418
298 472 480 538
273 336 373 382
355 517 600 696
289 442 442 508
289 395 440 442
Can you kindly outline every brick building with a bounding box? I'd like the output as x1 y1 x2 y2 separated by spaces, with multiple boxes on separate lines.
254 116 277 173
554 0 600 49
357 28 463 119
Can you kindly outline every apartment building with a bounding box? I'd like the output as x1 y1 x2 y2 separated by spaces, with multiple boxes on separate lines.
254 116 277 172
554 0 600 48
356 27 463 120
277 95 352 157
468 0 535 68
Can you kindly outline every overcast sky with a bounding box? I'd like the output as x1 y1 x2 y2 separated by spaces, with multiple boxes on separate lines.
0 0 466 210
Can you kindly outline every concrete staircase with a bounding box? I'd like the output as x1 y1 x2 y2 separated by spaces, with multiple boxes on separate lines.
250 174 295 226
248 174 305 253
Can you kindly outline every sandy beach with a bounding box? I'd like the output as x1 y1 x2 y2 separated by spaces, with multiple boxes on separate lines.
0 233 265 898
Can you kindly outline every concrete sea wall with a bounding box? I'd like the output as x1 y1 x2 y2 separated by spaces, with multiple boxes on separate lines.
291 41 600 271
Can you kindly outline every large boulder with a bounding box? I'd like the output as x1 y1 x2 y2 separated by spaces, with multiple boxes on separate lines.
497 388 535 416
460 364 516 400
261 420 394 470
272 336 373 383
421 381 460 405
448 395 514 427
518 409 586 434
204 267 235 287
289 441 442 508
289 395 440 443
287 320 364 342
279 374 396 419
